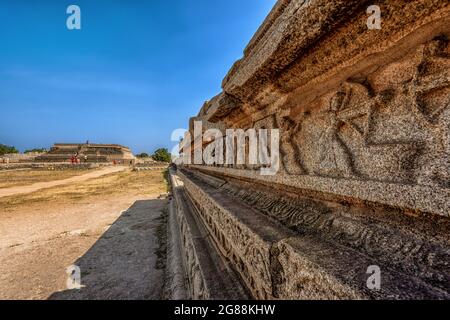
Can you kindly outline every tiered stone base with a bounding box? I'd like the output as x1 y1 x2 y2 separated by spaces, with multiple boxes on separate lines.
169 167 450 300
166 170 249 299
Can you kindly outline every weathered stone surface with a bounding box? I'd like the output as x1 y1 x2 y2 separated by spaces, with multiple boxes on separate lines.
175 167 450 299
169 171 249 300
173 0 450 299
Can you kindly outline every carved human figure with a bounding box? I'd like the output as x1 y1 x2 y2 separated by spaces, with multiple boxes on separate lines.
409 37 450 187
317 91 354 178
277 114 305 175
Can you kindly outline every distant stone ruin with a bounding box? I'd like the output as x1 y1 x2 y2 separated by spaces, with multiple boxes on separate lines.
167 1 450 299
0 152 44 164
35 143 136 165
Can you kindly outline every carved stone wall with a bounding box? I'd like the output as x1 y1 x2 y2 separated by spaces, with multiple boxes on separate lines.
174 0 450 299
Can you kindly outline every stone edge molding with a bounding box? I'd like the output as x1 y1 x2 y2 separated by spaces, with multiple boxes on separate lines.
167 170 249 300
188 165 450 217
171 167 450 299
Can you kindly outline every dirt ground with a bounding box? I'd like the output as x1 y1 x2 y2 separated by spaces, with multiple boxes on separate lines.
0 169 85 189
0 166 126 198
0 168 169 300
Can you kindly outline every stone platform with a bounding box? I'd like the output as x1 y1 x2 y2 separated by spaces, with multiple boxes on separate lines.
169 0 450 300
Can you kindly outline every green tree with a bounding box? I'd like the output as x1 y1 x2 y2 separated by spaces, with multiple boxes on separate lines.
24 148 47 154
0 144 19 156
152 148 171 163
136 152 149 158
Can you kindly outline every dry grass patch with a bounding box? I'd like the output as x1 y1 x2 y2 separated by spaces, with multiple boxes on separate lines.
0 169 168 213
0 169 89 189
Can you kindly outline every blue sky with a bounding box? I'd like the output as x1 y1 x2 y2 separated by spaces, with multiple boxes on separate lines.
0 0 276 154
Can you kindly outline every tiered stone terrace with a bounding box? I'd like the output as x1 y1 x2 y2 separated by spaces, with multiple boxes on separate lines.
35 143 136 165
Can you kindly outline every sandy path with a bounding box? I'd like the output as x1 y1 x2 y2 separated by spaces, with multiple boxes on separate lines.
0 194 167 300
0 166 126 198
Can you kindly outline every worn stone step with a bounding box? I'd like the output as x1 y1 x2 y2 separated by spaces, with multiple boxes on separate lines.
178 168 450 299
169 171 250 300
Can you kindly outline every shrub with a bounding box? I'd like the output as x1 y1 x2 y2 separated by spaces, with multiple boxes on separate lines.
0 144 19 156
136 152 149 158
24 148 47 154
152 148 171 163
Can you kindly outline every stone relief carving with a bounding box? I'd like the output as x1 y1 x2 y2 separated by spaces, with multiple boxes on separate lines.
315 84 359 178
266 37 449 187
409 37 450 126
192 38 449 188
293 80 419 183
408 37 450 188
275 113 307 175
176 0 450 299
178 166 450 299
218 180 450 292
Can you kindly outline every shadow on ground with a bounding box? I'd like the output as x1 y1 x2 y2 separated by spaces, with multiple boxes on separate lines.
48 199 168 300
